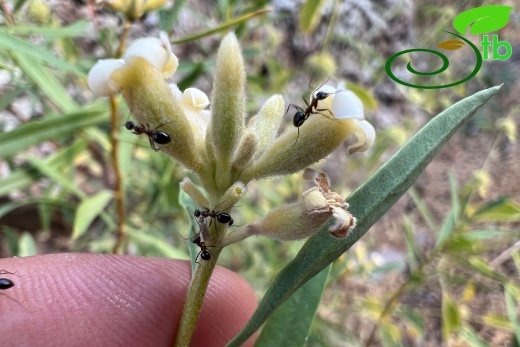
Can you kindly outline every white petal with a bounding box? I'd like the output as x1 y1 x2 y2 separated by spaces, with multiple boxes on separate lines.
331 90 364 120
169 83 182 100
359 120 376 149
182 88 210 109
124 37 173 71
159 31 172 52
348 120 376 153
87 59 125 96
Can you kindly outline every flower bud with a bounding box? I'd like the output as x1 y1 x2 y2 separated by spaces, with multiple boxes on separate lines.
245 188 332 241
251 94 285 156
180 177 209 208
210 33 246 163
231 131 258 174
111 57 202 171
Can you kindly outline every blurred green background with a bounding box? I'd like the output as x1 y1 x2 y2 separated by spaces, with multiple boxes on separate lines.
1 0 519 345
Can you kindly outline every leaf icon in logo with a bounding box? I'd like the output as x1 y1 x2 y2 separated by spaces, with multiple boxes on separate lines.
453 5 513 35
437 40 465 50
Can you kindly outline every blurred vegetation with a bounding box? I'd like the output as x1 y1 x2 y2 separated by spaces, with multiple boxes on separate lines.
0 0 519 346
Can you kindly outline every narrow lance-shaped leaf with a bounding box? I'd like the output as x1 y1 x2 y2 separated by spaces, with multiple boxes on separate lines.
254 264 331 347
13 52 78 113
0 104 108 158
227 85 501 346
0 29 85 76
18 232 37 257
298 0 326 34
72 190 113 240
9 21 90 38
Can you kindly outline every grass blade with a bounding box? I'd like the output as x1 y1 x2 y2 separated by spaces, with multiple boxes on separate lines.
227 85 501 346
13 52 78 112
170 8 270 44
0 104 108 158
72 190 113 240
9 21 90 38
0 28 85 76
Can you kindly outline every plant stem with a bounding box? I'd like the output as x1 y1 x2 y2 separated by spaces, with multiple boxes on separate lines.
116 20 132 58
111 21 131 254
174 248 221 347
110 95 126 254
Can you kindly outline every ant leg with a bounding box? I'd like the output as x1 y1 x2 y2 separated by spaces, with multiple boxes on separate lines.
301 97 310 108
311 77 331 96
286 104 304 115
315 108 334 117
148 136 160 151
292 127 300 147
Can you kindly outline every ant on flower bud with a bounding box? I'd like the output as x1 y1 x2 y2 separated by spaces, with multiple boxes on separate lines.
191 233 212 262
124 121 171 151
286 80 339 144
194 208 234 227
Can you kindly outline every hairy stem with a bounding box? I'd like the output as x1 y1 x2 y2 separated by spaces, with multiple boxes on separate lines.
174 248 222 346
110 95 125 254
111 21 132 254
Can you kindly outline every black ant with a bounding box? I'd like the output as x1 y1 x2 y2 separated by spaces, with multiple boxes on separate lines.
125 121 171 151
194 208 234 227
286 81 340 144
191 233 212 262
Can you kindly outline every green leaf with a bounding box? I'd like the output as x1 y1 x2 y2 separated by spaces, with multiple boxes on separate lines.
505 286 520 344
9 21 90 38
458 325 490 347
13 52 78 112
255 265 331 347
0 105 108 158
159 0 186 32
170 8 270 44
13 0 29 13
403 215 419 269
0 87 25 112
18 232 37 257
72 190 113 240
298 0 326 34
443 235 474 253
453 5 513 35
408 187 437 231
436 173 460 247
0 140 87 197
442 293 461 341
26 156 86 199
0 28 85 76
227 85 501 346
473 199 520 222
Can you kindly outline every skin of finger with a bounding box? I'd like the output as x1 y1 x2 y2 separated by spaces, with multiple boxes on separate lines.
0 253 257 347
